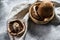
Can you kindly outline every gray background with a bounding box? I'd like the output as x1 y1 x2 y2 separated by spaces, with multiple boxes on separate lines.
0 0 60 40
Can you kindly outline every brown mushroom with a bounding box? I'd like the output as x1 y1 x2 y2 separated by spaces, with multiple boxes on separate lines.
29 1 54 24
8 20 25 37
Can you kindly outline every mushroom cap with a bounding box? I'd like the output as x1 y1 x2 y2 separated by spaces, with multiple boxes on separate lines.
8 19 25 37
29 2 54 24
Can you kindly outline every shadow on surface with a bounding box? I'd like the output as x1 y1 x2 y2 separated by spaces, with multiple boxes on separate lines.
28 14 60 37
0 32 10 40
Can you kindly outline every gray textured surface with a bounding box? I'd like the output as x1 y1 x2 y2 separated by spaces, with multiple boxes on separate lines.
0 0 60 40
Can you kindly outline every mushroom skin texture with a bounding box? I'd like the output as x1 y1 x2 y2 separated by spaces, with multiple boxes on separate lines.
8 20 25 37
29 1 55 24
37 2 54 20
32 2 54 21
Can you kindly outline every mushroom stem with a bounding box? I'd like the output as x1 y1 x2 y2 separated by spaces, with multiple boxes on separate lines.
13 22 19 30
